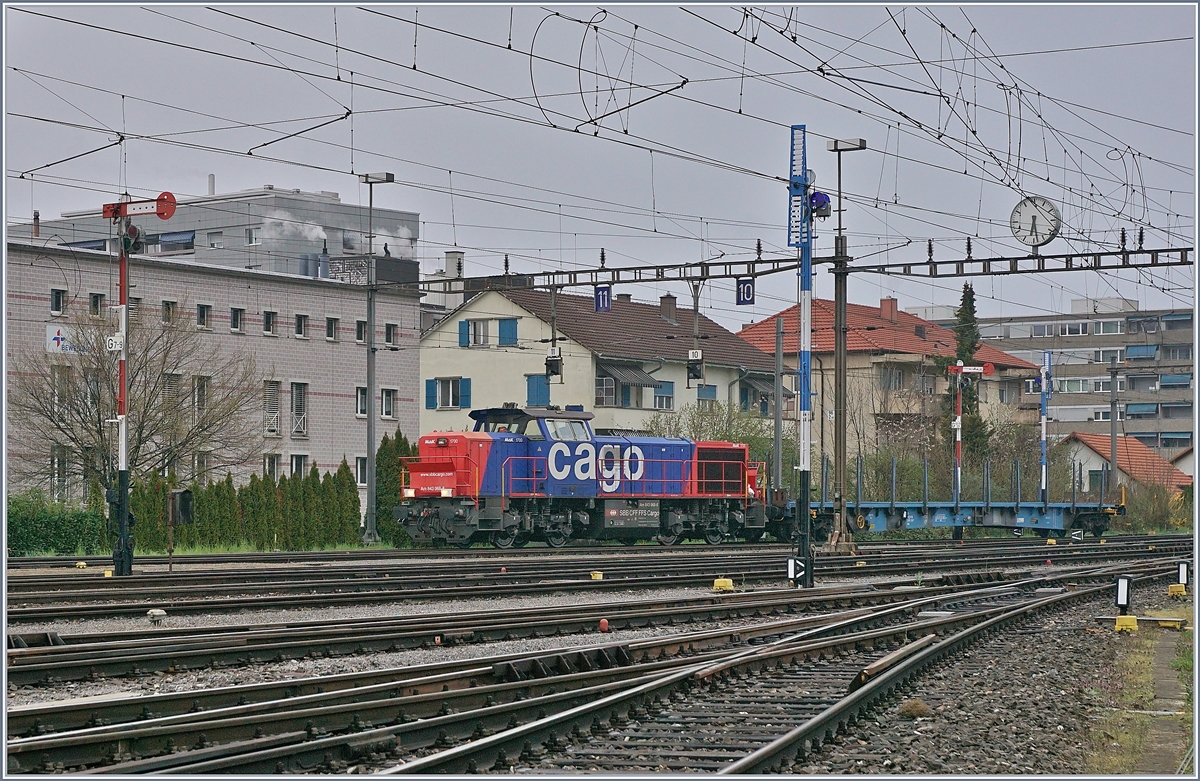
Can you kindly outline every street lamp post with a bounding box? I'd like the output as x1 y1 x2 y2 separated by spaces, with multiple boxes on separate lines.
827 138 865 551
360 172 394 544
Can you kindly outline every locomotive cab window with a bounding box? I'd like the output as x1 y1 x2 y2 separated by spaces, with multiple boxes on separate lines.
544 419 591 441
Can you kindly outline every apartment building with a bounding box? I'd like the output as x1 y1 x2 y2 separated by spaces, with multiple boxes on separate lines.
910 297 1194 455
6 239 421 507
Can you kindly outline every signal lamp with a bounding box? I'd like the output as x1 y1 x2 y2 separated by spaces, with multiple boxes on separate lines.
686 349 704 381
545 347 563 378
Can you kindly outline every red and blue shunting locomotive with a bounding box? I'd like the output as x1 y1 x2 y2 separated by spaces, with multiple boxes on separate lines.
395 405 792 548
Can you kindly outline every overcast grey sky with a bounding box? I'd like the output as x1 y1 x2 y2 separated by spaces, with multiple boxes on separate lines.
5 3 1195 329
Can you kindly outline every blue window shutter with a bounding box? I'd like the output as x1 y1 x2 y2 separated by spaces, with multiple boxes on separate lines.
459 378 471 408
458 320 470 347
697 384 717 400
498 318 518 346
657 380 674 397
527 375 550 406
621 384 631 408
425 379 437 409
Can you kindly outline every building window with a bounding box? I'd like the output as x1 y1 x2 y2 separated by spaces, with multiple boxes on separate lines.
207 231 224 249
1093 348 1124 364
263 380 281 436
1161 432 1193 447
161 373 181 409
128 297 141 321
161 300 176 323
1030 323 1053 338
291 454 308 476
83 369 101 412
291 382 308 436
1163 314 1193 331
51 444 69 502
193 376 209 422
196 304 212 329
1164 345 1192 361
193 451 210 482
654 380 675 410
1127 317 1159 334
1093 377 1127 393
326 317 339 340
1162 403 1192 419
461 319 489 346
50 365 72 411
1058 322 1089 336
595 376 616 407
1096 320 1125 335
1093 408 1125 421
1125 403 1158 420
263 311 277 335
697 383 718 412
621 384 642 409
263 453 281 480
1055 378 1088 393
246 227 262 246
356 320 367 343
230 308 244 333
385 323 398 345
439 378 461 409
1128 374 1158 393
50 288 67 315
997 385 1010 404
89 293 105 317
1024 379 1042 395
527 375 550 407
381 388 396 419
356 387 368 417
295 314 309 338
880 366 904 390
356 457 368 486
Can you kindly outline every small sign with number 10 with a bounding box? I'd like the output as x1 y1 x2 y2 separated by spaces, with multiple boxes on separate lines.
736 277 755 306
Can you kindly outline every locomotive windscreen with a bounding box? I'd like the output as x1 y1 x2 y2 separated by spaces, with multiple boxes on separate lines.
696 447 745 495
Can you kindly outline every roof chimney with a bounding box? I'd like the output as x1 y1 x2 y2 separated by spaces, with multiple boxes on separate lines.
208 174 215 196
615 293 632 303
660 293 677 323
880 297 898 323
32 210 39 238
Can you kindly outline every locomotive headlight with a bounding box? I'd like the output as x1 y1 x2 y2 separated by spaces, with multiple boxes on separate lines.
436 437 449 447
441 488 454 497
403 488 416 498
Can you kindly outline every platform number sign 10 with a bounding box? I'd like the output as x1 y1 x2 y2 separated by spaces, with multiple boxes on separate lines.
736 277 755 306
594 285 612 313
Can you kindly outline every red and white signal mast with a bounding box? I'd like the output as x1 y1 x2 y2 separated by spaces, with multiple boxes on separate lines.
102 191 176 575
945 360 994 507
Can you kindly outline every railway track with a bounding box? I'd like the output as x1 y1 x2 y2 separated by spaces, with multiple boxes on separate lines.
5 561 1178 774
6 536 1190 622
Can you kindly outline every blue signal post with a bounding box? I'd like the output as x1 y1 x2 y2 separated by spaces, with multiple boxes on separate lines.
788 125 814 587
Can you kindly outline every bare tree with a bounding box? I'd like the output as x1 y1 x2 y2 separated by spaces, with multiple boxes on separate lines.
9 298 261 499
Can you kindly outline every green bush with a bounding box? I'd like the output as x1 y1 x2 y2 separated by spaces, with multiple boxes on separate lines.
6 489 109 555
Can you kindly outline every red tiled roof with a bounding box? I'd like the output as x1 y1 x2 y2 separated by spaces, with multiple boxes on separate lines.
501 289 778 372
1065 432 1193 489
738 299 1037 370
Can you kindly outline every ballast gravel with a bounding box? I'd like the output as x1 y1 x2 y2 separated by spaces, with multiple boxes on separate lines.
790 591 1181 775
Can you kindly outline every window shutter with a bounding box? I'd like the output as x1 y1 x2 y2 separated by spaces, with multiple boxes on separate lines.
459 377 472 408
499 318 518 346
527 375 549 406
425 379 437 409
458 320 470 347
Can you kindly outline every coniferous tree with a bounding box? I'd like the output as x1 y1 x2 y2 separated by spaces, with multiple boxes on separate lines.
333 458 363 545
938 283 991 465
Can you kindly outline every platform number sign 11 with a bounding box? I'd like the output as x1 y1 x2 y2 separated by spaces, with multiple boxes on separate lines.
736 277 755 306
595 285 612 313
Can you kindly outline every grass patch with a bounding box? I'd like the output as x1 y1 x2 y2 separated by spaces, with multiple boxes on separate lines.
1172 621 1194 741
1085 628 1160 774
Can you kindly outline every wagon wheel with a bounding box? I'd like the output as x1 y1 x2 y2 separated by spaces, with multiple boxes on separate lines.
491 527 519 549
453 539 474 549
657 532 682 546
546 530 570 548
743 529 766 544
618 537 638 546
703 527 725 545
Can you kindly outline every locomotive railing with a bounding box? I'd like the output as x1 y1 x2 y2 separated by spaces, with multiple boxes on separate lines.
499 456 749 499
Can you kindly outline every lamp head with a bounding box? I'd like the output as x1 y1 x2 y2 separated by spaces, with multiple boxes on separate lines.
359 172 395 184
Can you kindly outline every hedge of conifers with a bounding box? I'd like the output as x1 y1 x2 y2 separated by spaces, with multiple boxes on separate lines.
7 432 417 556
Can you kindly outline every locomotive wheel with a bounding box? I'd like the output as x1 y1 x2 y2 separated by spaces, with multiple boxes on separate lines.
618 538 638 546
453 539 474 549
703 528 724 545
546 531 569 548
744 529 766 543
491 528 519 549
